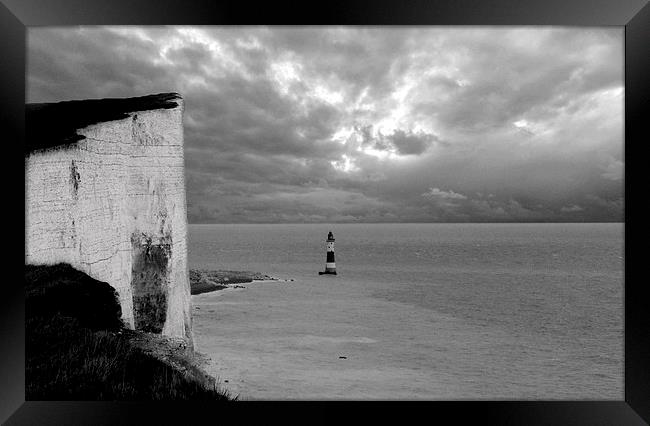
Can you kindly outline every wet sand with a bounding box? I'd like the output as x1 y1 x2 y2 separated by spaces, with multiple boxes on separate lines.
190 275 600 400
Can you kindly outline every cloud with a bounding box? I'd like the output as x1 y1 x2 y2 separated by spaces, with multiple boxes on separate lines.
602 158 624 181
346 125 440 157
560 204 584 213
422 187 468 201
27 26 624 223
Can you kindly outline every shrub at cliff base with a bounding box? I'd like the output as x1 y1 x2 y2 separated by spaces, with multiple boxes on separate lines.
25 263 233 400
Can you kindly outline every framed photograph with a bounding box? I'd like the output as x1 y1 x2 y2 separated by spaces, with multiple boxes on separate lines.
4 0 648 424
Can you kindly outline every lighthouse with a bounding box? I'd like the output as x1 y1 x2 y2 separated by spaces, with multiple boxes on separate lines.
319 231 337 275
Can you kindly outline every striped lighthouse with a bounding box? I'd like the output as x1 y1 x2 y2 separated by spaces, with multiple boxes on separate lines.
319 231 337 275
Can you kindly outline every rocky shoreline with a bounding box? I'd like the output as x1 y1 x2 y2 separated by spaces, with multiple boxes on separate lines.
189 269 290 295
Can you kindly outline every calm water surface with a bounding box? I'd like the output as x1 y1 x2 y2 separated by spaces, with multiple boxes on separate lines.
188 223 623 400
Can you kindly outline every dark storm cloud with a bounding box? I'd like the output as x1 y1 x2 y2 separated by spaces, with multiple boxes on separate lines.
386 130 439 155
28 26 623 223
28 27 179 100
409 29 623 133
349 125 440 156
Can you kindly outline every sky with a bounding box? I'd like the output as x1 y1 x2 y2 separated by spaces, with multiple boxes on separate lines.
27 26 624 223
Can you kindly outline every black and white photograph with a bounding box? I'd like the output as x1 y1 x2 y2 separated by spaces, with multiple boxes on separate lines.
24 25 626 402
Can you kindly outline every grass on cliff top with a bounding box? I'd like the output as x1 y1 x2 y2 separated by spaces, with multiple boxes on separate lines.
25 263 234 401
25 92 181 153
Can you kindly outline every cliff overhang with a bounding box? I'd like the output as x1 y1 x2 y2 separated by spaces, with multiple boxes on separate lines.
26 92 182 154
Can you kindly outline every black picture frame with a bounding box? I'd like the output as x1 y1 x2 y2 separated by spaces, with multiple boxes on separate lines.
2 0 648 424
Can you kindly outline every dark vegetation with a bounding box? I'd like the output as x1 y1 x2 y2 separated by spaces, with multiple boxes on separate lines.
25 263 233 400
25 92 181 153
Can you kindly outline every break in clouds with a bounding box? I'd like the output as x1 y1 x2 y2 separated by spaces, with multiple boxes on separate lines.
27 26 624 223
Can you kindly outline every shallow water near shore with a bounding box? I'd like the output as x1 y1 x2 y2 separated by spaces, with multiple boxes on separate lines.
189 223 623 400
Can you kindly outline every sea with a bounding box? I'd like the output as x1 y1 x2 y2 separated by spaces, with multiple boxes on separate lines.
188 223 624 400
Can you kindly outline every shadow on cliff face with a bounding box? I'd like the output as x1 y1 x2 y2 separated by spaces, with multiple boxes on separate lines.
25 263 233 401
131 233 170 334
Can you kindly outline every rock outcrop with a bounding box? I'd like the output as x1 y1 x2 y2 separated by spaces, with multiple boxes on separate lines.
25 93 192 344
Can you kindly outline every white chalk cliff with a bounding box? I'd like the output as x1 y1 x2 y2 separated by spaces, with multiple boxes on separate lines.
25 93 192 343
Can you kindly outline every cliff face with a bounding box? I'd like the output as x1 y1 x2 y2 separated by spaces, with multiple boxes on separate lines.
25 93 192 343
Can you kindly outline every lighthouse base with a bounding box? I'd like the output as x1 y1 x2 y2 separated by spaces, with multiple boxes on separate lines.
318 270 337 275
